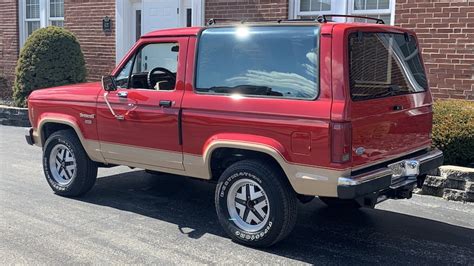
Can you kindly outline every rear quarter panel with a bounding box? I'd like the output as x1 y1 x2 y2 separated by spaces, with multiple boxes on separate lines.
181 33 336 169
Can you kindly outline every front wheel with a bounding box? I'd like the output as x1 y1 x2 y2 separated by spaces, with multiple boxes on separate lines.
215 160 297 247
43 129 98 197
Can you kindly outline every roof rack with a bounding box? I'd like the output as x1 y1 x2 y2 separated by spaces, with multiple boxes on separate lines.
206 14 385 26
206 18 246 26
316 14 385 24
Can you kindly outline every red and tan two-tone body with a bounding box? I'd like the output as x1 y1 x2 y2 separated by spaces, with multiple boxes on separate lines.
26 21 443 247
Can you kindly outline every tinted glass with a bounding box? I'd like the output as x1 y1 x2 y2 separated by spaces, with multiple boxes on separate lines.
349 32 427 101
196 26 319 99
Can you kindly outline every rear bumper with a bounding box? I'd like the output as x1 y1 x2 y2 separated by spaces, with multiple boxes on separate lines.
337 149 443 200
25 127 35 145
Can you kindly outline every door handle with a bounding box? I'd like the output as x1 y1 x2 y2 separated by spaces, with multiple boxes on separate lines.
159 100 172 108
117 91 128 98
393 105 403 111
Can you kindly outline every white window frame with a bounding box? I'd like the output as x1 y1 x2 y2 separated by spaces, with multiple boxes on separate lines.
295 0 335 16
47 0 65 27
289 0 395 24
349 0 396 25
18 0 64 47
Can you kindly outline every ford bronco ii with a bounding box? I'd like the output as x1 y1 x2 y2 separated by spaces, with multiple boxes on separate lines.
26 16 443 247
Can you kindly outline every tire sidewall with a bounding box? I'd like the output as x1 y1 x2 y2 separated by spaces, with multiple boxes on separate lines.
43 133 84 194
216 166 285 245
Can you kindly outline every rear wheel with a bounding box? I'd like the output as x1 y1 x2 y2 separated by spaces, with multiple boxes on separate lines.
215 160 297 247
43 129 97 197
319 197 361 209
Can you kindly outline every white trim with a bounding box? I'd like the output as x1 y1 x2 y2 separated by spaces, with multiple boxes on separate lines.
115 0 204 63
46 0 64 25
191 0 204 26
289 0 395 24
290 0 348 22
349 0 395 25
18 0 64 48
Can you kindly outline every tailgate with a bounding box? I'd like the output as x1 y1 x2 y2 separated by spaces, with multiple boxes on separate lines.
348 31 432 168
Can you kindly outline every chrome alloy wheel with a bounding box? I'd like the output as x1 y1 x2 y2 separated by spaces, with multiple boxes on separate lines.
49 144 77 186
226 179 270 232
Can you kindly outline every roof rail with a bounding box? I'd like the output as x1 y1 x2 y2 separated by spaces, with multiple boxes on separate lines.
206 18 246 26
316 14 385 24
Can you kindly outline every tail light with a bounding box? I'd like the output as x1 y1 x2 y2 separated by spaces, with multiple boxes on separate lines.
331 122 352 163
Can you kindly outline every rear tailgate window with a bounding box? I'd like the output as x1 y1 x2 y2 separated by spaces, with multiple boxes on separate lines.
349 32 428 101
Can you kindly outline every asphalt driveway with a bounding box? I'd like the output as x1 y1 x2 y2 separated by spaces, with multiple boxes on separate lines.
1 125 473 264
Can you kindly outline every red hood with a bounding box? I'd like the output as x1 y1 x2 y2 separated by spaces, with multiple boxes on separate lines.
28 82 102 102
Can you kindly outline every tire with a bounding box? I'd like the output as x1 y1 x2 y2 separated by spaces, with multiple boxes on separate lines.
43 129 98 197
319 197 361 209
215 160 297 247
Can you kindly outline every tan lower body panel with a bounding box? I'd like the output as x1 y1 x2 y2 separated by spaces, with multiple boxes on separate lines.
99 141 184 171
36 129 344 197
96 140 345 197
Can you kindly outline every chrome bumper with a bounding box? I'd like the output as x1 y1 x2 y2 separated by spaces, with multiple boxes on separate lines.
25 128 35 145
337 149 443 199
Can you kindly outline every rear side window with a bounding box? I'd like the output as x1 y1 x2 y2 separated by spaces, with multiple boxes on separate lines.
195 26 319 100
349 32 428 101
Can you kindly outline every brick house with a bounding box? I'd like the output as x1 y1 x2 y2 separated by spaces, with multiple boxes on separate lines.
0 0 473 100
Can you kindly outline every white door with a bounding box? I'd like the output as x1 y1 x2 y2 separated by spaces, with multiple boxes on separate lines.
142 0 179 34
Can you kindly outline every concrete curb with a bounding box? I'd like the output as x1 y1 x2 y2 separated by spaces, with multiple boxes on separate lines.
0 105 30 127
420 165 474 202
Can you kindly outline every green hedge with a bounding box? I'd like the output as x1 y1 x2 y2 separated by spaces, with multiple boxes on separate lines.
432 100 474 166
13 26 86 107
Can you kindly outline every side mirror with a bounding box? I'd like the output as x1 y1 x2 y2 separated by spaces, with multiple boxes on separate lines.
102 75 117 91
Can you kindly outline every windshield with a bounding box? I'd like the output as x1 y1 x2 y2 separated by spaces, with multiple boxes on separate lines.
195 26 319 99
349 32 428 101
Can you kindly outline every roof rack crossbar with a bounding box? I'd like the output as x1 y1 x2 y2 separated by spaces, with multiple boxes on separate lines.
317 14 385 24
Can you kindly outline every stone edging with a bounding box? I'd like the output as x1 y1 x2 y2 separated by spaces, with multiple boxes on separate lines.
420 165 474 202
0 105 30 127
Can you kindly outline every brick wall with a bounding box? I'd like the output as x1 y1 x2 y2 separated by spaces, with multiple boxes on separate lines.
205 0 288 21
396 0 474 100
64 0 116 82
0 0 19 99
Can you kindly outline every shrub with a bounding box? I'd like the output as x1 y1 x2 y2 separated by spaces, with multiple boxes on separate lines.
0 75 9 99
432 100 474 166
13 26 86 107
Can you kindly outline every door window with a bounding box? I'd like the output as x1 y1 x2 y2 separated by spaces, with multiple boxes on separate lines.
115 42 179 90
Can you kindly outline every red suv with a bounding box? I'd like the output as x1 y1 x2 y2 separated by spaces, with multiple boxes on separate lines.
26 17 443 247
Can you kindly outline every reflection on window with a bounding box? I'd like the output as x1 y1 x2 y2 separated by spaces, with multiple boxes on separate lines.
23 0 64 41
354 0 389 10
353 14 391 24
26 0 40 18
49 0 64 27
349 33 427 101
300 0 331 12
196 26 319 99
50 0 64 17
351 0 392 24
25 0 40 36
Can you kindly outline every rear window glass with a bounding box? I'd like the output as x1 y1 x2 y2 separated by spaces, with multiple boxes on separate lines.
349 32 428 101
195 26 319 100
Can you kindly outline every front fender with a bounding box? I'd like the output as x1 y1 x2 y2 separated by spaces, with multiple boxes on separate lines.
36 113 105 163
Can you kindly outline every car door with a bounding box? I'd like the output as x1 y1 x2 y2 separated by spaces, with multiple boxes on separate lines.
96 37 188 170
